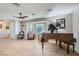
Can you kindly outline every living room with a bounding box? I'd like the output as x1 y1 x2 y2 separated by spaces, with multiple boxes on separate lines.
0 3 79 56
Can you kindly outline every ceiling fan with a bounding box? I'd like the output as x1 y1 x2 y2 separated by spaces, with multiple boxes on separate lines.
12 13 28 20
12 13 28 30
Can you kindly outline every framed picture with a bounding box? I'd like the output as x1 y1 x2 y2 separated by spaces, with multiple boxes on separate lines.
56 18 65 29
6 26 9 29
0 24 2 28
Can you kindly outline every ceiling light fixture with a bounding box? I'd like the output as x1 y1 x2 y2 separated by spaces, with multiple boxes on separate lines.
32 13 35 15
47 8 52 12
12 3 20 7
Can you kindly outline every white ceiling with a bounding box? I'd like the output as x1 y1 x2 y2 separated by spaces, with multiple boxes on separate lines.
0 3 79 21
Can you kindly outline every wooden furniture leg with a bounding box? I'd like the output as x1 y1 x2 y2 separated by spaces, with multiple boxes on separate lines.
67 44 75 54
73 44 75 53
42 41 44 50
41 38 44 51
56 39 58 44
67 44 69 54
59 40 63 48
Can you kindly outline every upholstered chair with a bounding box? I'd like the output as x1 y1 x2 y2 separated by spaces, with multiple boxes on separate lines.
17 31 24 40
27 32 35 40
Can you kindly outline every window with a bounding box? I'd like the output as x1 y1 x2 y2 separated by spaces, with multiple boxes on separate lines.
35 23 45 36
27 23 33 33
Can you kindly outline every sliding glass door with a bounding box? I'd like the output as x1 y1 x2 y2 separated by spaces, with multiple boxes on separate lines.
35 23 45 36
26 22 47 36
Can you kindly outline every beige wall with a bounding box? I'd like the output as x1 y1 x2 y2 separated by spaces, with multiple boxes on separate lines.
47 13 73 33
0 21 10 38
10 20 21 39
72 7 79 53
9 21 15 39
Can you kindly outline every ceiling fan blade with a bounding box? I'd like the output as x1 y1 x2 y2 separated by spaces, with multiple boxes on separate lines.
11 15 20 18
23 16 28 18
20 17 26 19
11 13 28 20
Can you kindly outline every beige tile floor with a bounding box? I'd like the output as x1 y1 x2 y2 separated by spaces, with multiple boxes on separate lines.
0 38 78 56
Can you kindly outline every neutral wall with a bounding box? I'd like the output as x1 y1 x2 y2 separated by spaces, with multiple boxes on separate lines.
48 13 73 33
10 20 21 39
0 21 10 38
10 21 15 39
73 7 79 53
0 20 18 39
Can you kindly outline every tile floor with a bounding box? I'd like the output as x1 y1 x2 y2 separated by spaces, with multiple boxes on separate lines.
0 38 78 56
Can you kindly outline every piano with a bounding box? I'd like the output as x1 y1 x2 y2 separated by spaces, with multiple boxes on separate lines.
41 33 76 54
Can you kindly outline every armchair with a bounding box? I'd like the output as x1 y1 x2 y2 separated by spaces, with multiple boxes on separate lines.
27 32 35 40
17 31 24 40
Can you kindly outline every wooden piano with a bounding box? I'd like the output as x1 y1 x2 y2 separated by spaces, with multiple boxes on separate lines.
41 33 76 54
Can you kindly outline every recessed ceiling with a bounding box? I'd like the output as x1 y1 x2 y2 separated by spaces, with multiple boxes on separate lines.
0 3 79 21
